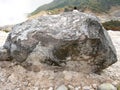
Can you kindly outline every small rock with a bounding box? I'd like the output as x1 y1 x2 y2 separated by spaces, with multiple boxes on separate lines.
75 86 81 90
31 65 40 72
34 87 39 90
97 83 117 90
0 72 6 82
63 71 73 81
56 85 68 90
7 74 18 84
0 48 9 61
92 84 97 89
48 87 54 90
83 86 92 90
112 81 119 86
15 88 20 90
68 85 74 90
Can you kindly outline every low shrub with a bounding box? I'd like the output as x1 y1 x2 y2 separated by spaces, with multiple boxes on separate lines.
3 29 10 33
102 20 120 31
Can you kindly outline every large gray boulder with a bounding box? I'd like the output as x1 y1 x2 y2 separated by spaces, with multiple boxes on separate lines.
0 12 117 72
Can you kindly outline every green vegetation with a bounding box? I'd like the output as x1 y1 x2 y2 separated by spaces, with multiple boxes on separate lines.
30 0 120 16
3 29 10 33
117 84 120 90
102 20 120 31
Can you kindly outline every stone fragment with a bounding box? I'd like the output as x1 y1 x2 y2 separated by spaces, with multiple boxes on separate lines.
97 83 117 90
56 85 68 90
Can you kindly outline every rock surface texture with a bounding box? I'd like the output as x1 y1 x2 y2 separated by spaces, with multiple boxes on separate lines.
0 12 117 72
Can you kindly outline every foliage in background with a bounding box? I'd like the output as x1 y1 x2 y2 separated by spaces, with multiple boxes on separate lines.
117 84 120 90
30 0 120 16
102 20 120 31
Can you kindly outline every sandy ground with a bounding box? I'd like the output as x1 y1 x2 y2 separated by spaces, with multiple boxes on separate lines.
0 31 9 47
102 30 120 80
0 30 120 89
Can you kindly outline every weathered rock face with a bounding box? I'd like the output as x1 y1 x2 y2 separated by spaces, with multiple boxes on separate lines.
0 12 117 72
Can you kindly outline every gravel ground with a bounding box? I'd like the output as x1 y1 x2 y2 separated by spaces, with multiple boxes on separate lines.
0 30 120 90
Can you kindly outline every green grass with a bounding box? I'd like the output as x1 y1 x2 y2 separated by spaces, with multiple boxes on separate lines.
3 29 10 33
117 84 120 90
30 0 120 16
102 20 120 31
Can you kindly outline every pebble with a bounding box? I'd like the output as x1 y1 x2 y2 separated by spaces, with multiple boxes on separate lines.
48 87 54 90
68 85 74 90
34 87 39 90
82 86 92 90
112 81 119 86
56 85 68 90
97 83 117 90
63 71 73 81
75 86 81 90
14 88 20 90
7 74 18 84
92 84 97 89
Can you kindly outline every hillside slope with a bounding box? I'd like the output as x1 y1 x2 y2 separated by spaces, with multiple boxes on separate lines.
30 0 120 16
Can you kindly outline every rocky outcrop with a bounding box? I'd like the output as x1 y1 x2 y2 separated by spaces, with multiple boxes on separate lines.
0 12 117 72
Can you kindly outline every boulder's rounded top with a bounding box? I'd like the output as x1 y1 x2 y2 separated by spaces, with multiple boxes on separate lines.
11 12 99 41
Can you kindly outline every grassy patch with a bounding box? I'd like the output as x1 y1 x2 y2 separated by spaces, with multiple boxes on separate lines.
102 20 120 31
117 84 120 90
30 0 120 16
3 29 10 33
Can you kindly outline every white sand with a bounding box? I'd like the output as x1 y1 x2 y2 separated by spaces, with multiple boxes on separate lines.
0 31 9 47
